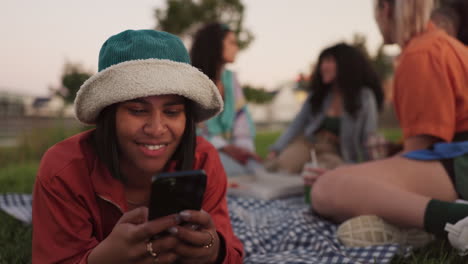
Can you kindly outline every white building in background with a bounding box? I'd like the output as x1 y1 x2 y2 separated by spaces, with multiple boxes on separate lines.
24 95 74 117
249 80 308 130
0 90 31 117
0 89 74 118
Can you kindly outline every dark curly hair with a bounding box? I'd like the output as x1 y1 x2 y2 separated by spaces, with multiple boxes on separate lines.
309 43 384 117
190 22 231 82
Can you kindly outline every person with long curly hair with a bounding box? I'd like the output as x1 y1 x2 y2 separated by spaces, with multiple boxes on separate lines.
266 43 384 174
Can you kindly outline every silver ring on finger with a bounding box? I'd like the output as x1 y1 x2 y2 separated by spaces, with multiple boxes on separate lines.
203 231 214 249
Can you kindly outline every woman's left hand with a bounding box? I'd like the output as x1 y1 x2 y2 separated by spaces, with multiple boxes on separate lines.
170 210 221 264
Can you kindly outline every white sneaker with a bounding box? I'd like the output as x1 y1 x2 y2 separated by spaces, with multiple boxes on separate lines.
337 215 434 248
445 216 468 256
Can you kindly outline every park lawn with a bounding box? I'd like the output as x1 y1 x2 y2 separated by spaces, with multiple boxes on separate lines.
0 162 36 264
0 129 466 263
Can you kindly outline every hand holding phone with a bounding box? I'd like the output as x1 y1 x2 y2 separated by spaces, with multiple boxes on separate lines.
148 170 207 221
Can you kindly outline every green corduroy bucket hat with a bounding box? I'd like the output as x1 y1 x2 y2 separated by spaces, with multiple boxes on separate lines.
74 29 223 124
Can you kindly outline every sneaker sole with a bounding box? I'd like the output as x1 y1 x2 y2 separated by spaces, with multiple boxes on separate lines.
337 215 434 248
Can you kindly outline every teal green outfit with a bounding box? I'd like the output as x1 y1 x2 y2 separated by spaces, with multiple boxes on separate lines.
205 70 255 143
200 69 258 177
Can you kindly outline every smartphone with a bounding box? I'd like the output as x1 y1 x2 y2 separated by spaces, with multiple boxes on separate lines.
148 170 207 220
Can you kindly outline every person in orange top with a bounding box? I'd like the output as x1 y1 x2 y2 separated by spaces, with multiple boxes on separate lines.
393 23 468 142
32 29 243 264
307 0 468 254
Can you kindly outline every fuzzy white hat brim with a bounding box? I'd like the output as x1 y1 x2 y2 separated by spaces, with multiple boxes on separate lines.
74 59 223 124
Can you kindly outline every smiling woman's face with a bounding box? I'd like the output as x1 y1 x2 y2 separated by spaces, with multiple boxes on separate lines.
115 94 186 179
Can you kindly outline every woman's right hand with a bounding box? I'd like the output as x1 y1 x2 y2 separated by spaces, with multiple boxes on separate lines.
302 166 327 187
88 207 181 264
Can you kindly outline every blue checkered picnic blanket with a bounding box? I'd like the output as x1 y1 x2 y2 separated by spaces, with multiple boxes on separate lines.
227 195 408 264
0 193 32 223
0 193 408 263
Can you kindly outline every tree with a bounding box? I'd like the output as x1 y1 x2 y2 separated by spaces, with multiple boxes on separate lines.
350 33 394 80
372 44 394 81
351 33 371 58
243 84 276 104
154 0 254 50
59 62 92 104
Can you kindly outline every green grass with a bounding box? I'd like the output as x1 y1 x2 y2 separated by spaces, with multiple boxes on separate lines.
0 128 465 263
380 127 403 143
0 124 86 167
0 161 38 193
0 162 36 263
0 125 83 264
0 211 32 264
255 130 281 158
391 240 467 264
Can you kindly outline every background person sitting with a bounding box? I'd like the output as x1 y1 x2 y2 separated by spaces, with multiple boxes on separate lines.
310 0 468 255
191 22 262 177
266 43 384 174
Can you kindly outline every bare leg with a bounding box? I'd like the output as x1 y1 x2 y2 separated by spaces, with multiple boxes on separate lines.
311 156 458 228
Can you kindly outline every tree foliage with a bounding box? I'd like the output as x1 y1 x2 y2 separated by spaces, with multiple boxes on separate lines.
154 0 254 50
298 34 394 93
371 44 394 81
351 33 371 58
351 33 394 81
243 85 276 104
59 62 92 104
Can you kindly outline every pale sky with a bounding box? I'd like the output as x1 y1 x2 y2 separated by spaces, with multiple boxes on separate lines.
1 0 385 96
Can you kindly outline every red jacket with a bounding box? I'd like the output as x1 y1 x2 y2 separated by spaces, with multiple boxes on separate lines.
32 130 243 263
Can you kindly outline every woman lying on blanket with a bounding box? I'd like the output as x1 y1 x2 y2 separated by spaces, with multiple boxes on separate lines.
265 43 384 174
309 0 468 255
191 22 262 177
32 30 243 263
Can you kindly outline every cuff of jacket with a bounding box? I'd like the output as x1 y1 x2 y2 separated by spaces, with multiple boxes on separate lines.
218 231 243 264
